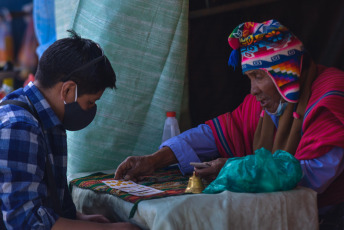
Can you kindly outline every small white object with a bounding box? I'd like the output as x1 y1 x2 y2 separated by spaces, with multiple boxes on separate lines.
161 111 180 143
190 162 211 168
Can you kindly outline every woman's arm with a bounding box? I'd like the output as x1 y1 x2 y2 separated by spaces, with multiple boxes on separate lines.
298 147 344 193
160 124 220 174
115 124 220 180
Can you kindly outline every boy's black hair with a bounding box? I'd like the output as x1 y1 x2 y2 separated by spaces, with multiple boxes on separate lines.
35 30 116 96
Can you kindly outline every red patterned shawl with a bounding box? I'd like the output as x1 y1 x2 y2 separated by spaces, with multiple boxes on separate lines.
295 66 344 159
205 94 261 158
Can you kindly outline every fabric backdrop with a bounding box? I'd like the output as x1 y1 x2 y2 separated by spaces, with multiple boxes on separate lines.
54 0 189 176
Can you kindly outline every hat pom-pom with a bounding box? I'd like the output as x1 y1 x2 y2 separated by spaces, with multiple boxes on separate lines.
228 49 240 70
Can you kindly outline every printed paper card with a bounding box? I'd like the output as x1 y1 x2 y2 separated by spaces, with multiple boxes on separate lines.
102 179 164 196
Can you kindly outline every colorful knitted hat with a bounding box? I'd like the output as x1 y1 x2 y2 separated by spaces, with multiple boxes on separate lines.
228 19 304 103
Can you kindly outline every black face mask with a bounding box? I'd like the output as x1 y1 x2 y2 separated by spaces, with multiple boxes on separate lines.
62 86 97 131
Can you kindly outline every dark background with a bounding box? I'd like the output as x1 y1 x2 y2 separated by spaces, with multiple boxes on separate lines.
188 0 344 126
2 0 344 128
1 0 32 57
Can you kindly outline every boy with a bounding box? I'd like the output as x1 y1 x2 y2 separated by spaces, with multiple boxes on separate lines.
0 31 139 230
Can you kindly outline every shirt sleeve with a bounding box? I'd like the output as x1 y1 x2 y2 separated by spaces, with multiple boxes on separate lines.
298 146 344 194
160 124 220 175
0 122 58 230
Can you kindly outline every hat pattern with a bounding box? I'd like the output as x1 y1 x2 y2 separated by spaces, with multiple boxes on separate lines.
264 56 302 103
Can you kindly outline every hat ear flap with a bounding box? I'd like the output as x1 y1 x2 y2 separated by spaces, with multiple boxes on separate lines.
228 49 240 70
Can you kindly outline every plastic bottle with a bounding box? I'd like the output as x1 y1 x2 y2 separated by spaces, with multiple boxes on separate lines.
162 111 180 143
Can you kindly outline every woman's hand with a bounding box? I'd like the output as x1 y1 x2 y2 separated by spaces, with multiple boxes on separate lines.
194 158 228 181
114 155 156 182
114 147 178 182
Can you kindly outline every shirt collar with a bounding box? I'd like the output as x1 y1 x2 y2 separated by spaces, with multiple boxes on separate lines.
23 82 63 130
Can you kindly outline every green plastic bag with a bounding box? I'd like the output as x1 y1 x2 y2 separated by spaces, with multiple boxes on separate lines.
203 148 302 194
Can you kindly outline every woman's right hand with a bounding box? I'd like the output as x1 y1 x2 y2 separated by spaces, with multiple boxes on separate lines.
114 147 178 182
114 155 156 182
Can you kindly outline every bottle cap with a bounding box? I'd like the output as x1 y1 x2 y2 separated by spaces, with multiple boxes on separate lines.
166 111 176 117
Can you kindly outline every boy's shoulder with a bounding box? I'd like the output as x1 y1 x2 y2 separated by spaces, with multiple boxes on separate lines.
0 97 39 130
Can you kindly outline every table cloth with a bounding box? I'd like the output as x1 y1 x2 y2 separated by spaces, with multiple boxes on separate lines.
69 167 319 230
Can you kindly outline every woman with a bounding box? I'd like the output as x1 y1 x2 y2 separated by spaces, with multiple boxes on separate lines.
115 20 344 212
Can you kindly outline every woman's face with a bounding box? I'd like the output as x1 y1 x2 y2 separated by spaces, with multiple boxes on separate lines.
245 69 283 113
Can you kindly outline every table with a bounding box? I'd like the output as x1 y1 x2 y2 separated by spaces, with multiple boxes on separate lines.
68 169 319 230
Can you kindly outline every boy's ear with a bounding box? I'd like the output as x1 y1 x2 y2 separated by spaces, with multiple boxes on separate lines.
60 81 77 103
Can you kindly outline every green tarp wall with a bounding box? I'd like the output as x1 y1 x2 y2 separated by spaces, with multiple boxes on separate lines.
55 0 189 176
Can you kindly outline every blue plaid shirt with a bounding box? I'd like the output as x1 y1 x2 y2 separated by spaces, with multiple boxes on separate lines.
0 82 76 230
